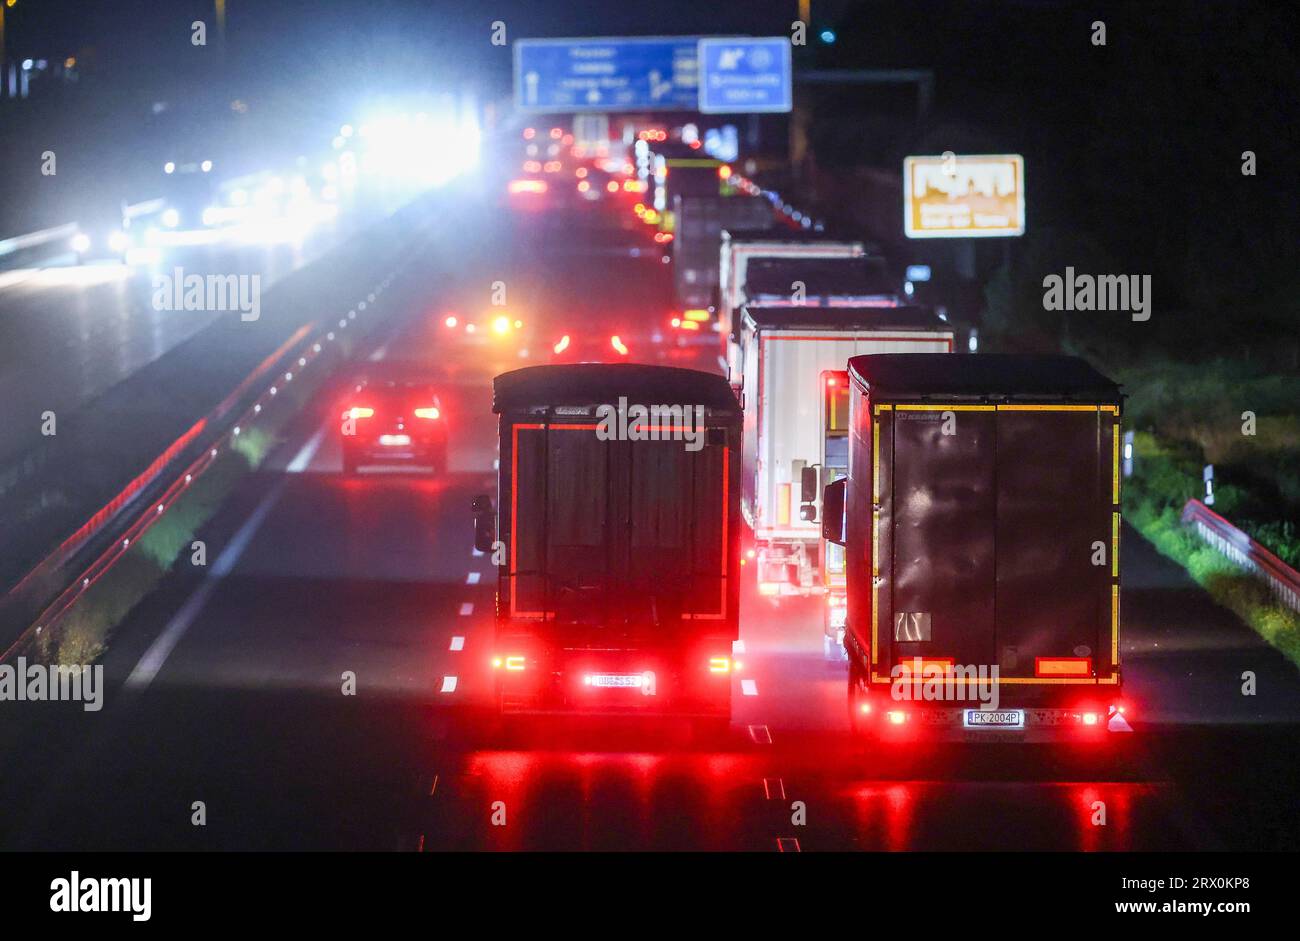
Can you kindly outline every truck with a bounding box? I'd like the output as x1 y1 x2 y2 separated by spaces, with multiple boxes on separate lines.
822 354 1132 742
670 194 774 311
473 364 742 725
717 230 867 368
738 307 953 657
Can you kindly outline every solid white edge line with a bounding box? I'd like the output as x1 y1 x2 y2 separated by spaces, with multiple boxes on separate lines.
125 479 286 690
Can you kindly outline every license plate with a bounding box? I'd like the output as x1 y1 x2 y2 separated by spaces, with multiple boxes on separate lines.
379 434 412 447
964 709 1024 729
589 674 644 688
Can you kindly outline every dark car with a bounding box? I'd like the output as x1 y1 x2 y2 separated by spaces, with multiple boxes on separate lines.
340 375 448 475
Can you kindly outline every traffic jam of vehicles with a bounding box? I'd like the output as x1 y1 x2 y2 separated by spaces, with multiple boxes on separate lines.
481 111 1132 749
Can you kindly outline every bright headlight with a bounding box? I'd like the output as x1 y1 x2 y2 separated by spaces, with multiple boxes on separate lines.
70 233 91 253
162 208 180 228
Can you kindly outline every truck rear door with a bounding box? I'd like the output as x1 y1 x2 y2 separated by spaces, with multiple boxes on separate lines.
885 405 1114 679
510 422 731 635
889 406 998 671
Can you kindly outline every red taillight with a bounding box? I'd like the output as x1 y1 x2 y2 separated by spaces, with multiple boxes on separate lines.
414 407 440 420
886 710 907 725
708 656 731 674
553 335 570 354
444 315 458 328
503 656 525 672
348 406 374 419
509 179 547 194
1081 712 1100 726
610 335 628 356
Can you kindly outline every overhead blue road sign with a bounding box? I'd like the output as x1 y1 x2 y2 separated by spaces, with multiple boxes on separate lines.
697 37 793 114
514 38 699 113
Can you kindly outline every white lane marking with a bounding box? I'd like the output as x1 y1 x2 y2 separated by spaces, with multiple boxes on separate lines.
747 724 773 744
465 572 480 585
741 678 758 696
459 602 474 616
286 418 331 473
450 636 465 651
126 479 287 690
440 676 458 693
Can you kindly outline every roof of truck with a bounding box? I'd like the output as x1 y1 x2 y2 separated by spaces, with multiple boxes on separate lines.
742 305 952 333
744 256 897 300
720 227 869 248
494 364 740 413
848 354 1122 403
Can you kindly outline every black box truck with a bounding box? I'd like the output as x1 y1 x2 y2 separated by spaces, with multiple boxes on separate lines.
822 354 1132 742
474 364 742 722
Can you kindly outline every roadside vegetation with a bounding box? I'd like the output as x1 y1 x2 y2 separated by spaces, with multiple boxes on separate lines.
37 345 335 666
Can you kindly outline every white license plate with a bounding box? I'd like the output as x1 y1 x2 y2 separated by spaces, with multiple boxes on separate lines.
379 434 412 447
589 674 644 688
964 709 1024 729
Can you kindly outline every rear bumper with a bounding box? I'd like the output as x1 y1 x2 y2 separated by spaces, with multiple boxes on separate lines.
344 436 445 465
859 698 1132 743
493 646 734 718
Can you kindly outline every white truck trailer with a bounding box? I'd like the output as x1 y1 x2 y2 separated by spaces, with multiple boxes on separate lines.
738 305 954 656
717 230 867 373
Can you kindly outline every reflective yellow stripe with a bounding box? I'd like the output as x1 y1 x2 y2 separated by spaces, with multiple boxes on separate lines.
1111 585 1120 664
1112 422 1121 504
1112 512 1121 577
997 404 1100 411
894 404 994 411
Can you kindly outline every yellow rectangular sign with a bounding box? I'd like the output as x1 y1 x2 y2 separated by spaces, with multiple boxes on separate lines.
904 154 1025 239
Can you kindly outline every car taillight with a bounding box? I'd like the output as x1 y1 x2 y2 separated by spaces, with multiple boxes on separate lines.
553 335 570 354
504 656 526 671
509 179 546 194
444 315 458 328
886 710 907 725
414 407 440 420
708 656 731 674
610 335 628 355
348 407 374 419
1081 712 1099 726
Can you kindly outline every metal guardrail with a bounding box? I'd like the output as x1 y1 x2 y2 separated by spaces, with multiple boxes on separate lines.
0 222 78 258
0 201 161 259
1182 498 1300 613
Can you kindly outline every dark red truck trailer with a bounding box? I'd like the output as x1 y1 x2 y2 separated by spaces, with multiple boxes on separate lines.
822 354 1133 742
473 364 742 721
